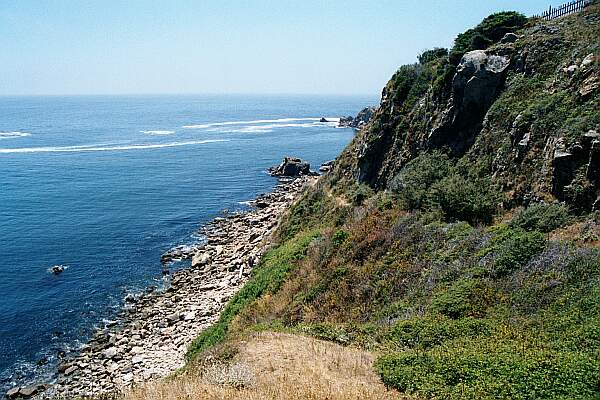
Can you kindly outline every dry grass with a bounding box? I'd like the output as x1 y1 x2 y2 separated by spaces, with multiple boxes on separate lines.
122 332 405 400
550 219 600 248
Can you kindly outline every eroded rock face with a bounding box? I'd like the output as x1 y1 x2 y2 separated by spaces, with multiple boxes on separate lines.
552 131 600 210
339 106 377 129
429 50 510 155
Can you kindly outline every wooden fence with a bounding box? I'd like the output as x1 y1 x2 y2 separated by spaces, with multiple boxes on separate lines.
532 0 593 20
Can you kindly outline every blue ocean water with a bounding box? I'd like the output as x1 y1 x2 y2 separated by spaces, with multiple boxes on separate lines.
0 95 374 388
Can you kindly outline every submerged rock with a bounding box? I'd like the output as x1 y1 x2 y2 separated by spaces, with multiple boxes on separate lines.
50 265 65 275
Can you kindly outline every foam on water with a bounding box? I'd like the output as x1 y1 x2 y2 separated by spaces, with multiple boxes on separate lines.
188 118 341 134
182 117 322 129
0 132 31 139
0 139 229 154
140 130 175 135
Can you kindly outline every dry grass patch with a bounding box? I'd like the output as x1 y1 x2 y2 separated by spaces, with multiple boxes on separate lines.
123 332 404 400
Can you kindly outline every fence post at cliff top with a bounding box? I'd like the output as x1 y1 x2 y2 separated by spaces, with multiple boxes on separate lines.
534 0 594 20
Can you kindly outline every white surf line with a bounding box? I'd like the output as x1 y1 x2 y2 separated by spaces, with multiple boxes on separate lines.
0 131 31 139
182 117 322 129
140 130 176 135
0 139 229 154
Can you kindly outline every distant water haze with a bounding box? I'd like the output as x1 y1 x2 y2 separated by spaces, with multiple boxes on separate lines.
0 94 376 389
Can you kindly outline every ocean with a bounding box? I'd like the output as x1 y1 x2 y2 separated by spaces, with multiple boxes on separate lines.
0 94 374 389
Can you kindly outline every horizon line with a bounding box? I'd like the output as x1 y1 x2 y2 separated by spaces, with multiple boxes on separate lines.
0 92 380 98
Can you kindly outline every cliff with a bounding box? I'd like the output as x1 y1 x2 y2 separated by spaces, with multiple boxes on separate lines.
122 5 600 400
334 6 599 213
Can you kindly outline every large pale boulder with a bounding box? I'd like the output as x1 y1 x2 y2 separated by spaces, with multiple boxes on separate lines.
429 50 510 155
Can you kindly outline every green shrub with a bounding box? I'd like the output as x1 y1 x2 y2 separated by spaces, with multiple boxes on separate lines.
299 323 350 344
510 203 571 233
418 47 449 65
449 11 527 64
349 183 373 206
429 175 500 225
431 279 490 318
390 316 489 349
376 346 600 399
331 229 349 247
390 152 500 224
390 151 453 209
492 228 547 276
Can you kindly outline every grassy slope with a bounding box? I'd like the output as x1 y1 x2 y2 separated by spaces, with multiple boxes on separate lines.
127 332 402 400
176 7 600 400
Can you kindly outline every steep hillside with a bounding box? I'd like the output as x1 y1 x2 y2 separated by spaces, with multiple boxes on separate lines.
127 5 600 400
334 5 599 213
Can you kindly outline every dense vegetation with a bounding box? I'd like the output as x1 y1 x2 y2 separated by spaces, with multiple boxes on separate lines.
449 11 528 64
184 6 600 400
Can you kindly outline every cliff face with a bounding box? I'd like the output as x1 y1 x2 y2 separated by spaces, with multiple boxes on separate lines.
337 5 599 211
170 7 600 400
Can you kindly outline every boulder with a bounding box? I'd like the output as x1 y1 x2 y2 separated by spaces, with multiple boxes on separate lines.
268 157 312 177
339 116 354 126
102 347 118 359
5 387 20 399
64 365 78 376
319 160 335 173
580 53 595 68
191 252 211 267
501 32 519 43
579 73 599 97
587 139 600 182
18 386 38 398
429 50 510 155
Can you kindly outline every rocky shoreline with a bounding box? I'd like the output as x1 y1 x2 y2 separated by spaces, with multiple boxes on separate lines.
16 176 315 400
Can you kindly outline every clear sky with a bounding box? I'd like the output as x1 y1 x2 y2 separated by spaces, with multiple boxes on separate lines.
1 0 555 96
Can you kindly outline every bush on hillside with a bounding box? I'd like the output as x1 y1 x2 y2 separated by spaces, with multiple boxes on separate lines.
390 152 500 224
389 151 453 209
418 47 449 65
429 175 499 225
510 203 571 233
431 278 491 318
449 11 527 64
492 228 547 276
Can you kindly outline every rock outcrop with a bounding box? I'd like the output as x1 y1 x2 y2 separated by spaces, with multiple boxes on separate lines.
333 8 599 211
428 50 510 155
339 106 377 129
268 157 315 177
319 160 334 173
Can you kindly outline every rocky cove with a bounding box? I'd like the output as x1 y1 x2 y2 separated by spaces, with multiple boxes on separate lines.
10 175 316 399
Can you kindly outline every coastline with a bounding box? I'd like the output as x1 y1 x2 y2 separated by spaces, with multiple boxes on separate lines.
26 175 315 399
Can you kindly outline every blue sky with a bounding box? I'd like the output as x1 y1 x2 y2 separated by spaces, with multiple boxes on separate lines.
1 0 555 95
